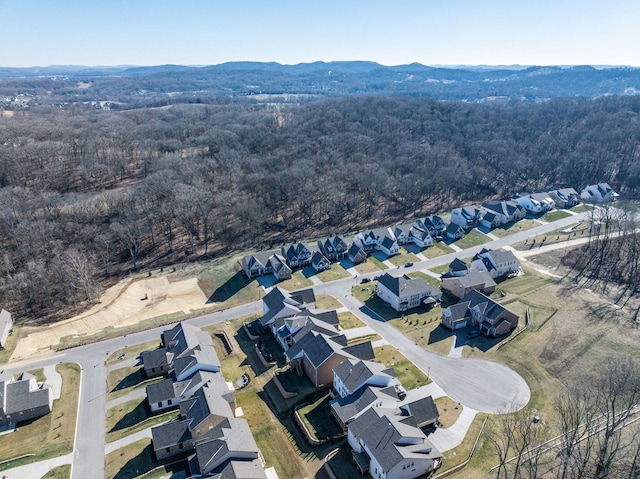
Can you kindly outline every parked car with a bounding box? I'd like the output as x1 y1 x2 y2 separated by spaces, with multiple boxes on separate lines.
361 277 371 283
466 329 481 339
404 262 414 267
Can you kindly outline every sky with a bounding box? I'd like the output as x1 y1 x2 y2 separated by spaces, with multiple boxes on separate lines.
1 0 639 68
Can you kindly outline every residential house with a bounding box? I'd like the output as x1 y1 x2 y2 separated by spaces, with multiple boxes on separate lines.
513 194 544 214
431 216 447 236
407 226 433 248
241 251 292 281
311 250 331 272
333 359 399 399
529 192 555 211
281 242 312 269
416 217 437 237
445 222 465 241
318 235 349 261
258 287 316 331
146 370 225 413
441 270 496 299
285 332 374 387
331 385 401 431
447 258 469 277
548 188 580 208
0 372 53 427
141 322 221 381
451 206 482 229
0 309 12 349
355 230 380 252
480 200 526 225
581 183 618 203
471 248 520 279
274 310 341 351
380 235 400 257
441 289 519 337
348 243 367 265
348 406 442 479
390 225 411 246
480 211 501 230
376 273 441 312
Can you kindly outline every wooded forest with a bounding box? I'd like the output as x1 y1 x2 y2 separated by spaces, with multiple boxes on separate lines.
1 94 640 321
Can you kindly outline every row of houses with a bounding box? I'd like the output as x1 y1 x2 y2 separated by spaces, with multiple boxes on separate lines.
142 323 268 479
257 288 443 479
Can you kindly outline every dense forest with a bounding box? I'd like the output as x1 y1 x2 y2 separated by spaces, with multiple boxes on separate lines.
1 93 640 321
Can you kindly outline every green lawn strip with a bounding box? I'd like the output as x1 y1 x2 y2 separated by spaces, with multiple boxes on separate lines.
407 271 442 288
298 394 342 440
277 270 314 291
0 363 80 471
235 388 305 479
347 333 382 345
374 345 430 390
105 398 179 443
366 256 389 271
41 464 71 479
387 249 420 267
454 229 490 249
105 438 165 479
316 263 352 282
316 294 344 310
106 340 160 366
434 242 455 254
351 283 377 304
0 324 21 364
540 210 572 222
489 219 540 238
570 204 592 213
435 396 463 428
429 264 451 275
338 311 366 330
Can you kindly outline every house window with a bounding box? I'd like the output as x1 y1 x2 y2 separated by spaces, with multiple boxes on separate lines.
151 367 156 373
166 447 171 453
158 401 163 407
168 399 172 405
179 443 184 449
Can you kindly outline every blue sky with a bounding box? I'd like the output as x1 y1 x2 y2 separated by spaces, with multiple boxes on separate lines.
1 0 639 67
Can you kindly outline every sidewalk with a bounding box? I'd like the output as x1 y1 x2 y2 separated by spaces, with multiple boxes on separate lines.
428 406 479 452
1 452 73 479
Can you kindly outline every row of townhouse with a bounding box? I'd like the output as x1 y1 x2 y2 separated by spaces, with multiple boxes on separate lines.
142 323 268 479
355 216 447 256
257 289 443 479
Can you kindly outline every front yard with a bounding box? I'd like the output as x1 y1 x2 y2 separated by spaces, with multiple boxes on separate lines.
316 263 352 282
0 363 80 471
489 219 540 238
105 398 179 443
374 345 430 390
387 248 421 267
453 229 490 249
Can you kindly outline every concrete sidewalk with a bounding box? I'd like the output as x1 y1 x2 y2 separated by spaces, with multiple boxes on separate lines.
2 452 73 479
428 406 479 452
43 364 63 400
105 386 147 409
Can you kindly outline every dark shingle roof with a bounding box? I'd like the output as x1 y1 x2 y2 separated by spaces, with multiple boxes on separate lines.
449 258 468 272
401 396 439 427
3 374 52 415
146 378 176 404
377 273 438 298
152 418 192 450
334 359 396 394
331 385 399 425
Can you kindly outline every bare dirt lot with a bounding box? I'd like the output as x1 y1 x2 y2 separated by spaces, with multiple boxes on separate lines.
10 273 209 361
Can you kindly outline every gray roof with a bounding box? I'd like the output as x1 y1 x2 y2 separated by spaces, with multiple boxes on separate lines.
449 258 468 272
151 418 192 450
141 348 169 370
348 243 366 258
461 290 516 324
377 273 439 298
334 359 396 395
349 407 441 471
381 235 396 250
2 373 52 415
0 309 12 332
146 378 176 405
342 341 375 361
259 287 316 327
455 270 496 289
332 385 399 425
400 396 439 427
285 332 349 368
180 380 234 429
190 458 267 479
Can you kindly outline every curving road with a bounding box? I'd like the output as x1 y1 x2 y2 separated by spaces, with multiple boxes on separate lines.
1 210 590 477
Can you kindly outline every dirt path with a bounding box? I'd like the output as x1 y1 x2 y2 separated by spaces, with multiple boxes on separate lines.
10 274 209 361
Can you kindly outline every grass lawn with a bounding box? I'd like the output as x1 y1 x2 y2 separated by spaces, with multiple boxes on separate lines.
338 311 366 330
407 271 441 288
422 242 455 259
365 256 388 271
41 464 71 479
278 271 314 291
106 340 160 366
351 282 377 304
438 414 489 478
490 219 540 238
429 264 451 275
22 367 46 383
374 345 429 390
390 310 453 357
192 253 264 308
570 204 591 213
387 249 420 267
316 263 352 282
0 324 20 364
0 363 80 471
105 438 185 479
298 394 343 441
105 365 163 402
315 294 343 310
453 229 490 249
353 258 384 274
435 396 463 428
540 210 572 222
105 398 179 443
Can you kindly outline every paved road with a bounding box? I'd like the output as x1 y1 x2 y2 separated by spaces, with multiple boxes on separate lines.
1 211 588 478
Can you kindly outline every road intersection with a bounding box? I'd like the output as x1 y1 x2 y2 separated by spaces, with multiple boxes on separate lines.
1 211 588 479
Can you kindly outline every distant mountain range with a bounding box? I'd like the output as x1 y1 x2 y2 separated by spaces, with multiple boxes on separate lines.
1 61 639 103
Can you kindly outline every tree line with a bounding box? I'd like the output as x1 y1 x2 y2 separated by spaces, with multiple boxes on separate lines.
1 95 640 321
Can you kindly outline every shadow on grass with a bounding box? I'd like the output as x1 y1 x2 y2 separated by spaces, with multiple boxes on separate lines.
321 443 363 479
465 333 505 352
428 324 454 346
113 445 187 479
110 401 149 432
299 395 343 440
207 270 251 303
113 369 144 392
